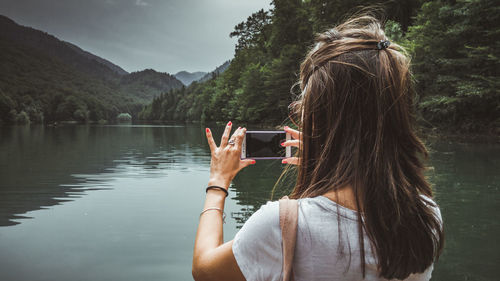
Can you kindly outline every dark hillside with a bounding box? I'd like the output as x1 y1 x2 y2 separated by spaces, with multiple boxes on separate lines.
0 15 184 124
120 69 184 101
0 15 127 79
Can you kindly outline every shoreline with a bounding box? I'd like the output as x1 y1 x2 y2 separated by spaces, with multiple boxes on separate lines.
2 120 498 144
417 127 500 144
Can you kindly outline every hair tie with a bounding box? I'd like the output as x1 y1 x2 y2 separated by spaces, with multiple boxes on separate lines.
206 185 228 197
377 39 391 50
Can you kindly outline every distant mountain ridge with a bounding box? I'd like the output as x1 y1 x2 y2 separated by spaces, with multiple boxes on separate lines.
174 60 231 86
199 60 231 83
174 71 207 86
138 60 232 121
0 15 184 124
0 15 128 78
65 42 129 76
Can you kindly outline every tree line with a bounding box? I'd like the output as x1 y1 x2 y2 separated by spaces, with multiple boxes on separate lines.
139 0 499 133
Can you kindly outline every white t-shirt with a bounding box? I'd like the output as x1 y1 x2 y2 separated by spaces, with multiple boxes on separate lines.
232 195 441 281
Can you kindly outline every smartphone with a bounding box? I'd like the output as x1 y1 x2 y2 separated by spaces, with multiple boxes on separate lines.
241 130 291 159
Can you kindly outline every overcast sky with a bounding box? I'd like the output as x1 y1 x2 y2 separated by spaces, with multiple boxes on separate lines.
0 0 272 74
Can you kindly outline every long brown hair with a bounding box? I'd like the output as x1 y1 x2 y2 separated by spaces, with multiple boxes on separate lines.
288 15 444 279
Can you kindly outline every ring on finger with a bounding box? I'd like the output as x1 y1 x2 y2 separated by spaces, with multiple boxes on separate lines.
228 139 236 145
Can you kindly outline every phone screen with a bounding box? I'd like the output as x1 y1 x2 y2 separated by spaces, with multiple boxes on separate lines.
245 132 286 158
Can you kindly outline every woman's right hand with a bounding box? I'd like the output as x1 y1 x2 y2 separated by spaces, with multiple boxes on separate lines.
281 126 301 165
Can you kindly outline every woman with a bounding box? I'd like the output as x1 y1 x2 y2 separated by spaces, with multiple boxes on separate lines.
192 15 444 281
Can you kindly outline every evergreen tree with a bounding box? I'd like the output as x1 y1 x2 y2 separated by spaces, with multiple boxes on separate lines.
137 0 497 133
407 0 500 130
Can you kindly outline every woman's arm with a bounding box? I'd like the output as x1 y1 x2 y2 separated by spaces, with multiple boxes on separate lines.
192 122 254 281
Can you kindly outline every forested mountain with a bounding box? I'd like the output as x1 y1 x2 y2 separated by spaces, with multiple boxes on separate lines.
174 71 208 86
120 69 184 101
140 0 499 134
198 60 231 83
139 60 231 121
0 15 183 125
0 15 127 79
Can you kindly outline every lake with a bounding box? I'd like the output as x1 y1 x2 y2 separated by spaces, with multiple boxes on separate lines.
0 124 498 281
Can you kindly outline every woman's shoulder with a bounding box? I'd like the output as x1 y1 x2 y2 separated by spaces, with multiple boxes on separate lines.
248 200 281 225
244 196 360 221
232 200 283 281
233 197 307 251
232 197 316 281
243 195 441 221
239 197 306 224
233 200 281 246
241 196 327 223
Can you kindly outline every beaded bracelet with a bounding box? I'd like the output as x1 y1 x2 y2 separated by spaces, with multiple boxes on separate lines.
206 185 229 197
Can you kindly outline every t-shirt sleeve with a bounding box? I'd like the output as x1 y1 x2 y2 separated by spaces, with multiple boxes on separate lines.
232 200 282 281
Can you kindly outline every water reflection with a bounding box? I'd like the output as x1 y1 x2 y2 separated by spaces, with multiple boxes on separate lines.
425 141 500 281
0 124 210 226
0 124 217 281
0 125 498 281
229 160 293 228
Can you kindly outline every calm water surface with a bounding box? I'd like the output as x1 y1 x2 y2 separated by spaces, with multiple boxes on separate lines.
0 124 498 281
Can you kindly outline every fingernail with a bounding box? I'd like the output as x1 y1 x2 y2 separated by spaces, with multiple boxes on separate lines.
206 128 210 133
251 160 256 164
281 142 285 146
282 159 287 164
238 126 241 129
284 126 289 130
228 121 232 126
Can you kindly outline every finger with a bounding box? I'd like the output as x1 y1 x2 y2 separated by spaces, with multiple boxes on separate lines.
282 157 300 165
205 128 217 152
233 127 246 149
220 121 232 147
239 158 256 170
284 126 301 140
281 139 300 148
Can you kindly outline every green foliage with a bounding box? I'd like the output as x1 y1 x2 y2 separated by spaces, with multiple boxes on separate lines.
0 91 16 123
407 0 499 131
230 9 272 53
55 96 88 122
233 63 271 122
134 0 497 133
140 0 314 125
308 0 423 33
384 20 404 43
15 110 30 125
117 113 132 122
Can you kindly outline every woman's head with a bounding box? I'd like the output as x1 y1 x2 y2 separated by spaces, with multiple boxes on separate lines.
292 15 420 196
289 15 443 279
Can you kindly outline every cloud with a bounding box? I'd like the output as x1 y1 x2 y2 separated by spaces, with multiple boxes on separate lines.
135 0 150 6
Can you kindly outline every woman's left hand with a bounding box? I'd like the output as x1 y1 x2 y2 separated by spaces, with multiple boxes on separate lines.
205 121 255 189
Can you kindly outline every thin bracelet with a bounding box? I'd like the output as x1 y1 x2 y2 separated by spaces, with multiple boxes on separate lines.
200 207 226 223
206 185 229 197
